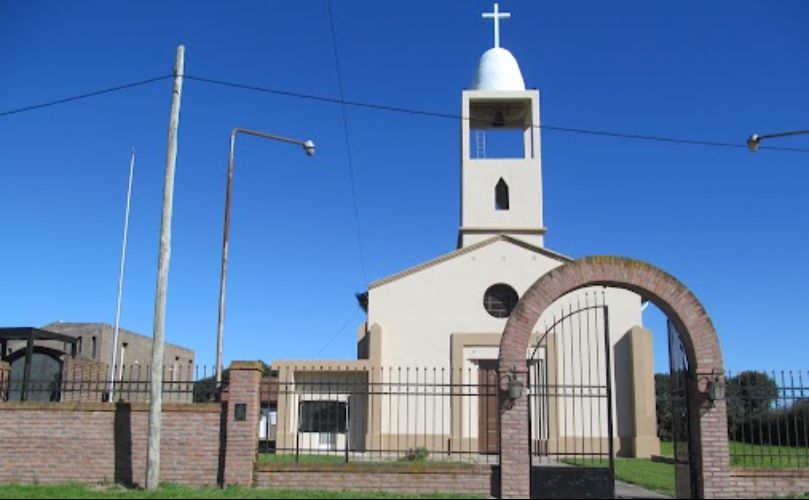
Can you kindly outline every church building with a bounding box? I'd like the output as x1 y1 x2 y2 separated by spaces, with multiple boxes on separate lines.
268 4 659 461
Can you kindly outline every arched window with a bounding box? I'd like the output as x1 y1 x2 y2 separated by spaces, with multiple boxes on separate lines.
495 178 510 210
8 347 64 402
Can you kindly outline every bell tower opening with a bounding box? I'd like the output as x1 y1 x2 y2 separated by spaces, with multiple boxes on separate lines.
468 98 536 160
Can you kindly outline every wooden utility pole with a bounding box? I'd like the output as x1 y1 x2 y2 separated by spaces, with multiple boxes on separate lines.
146 44 185 491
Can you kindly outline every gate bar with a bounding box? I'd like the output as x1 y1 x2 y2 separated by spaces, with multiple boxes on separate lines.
603 304 615 498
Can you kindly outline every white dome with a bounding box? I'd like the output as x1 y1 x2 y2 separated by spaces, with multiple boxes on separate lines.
472 47 526 91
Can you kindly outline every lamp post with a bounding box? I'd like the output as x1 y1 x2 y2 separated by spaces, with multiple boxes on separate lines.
747 129 809 152
215 128 316 386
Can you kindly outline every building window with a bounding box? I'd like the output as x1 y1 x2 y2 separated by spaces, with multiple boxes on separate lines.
483 283 519 318
298 401 348 433
118 343 128 380
495 178 509 210
91 337 97 359
172 356 180 382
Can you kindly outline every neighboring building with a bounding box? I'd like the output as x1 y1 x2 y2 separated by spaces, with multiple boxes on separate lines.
37 321 195 376
266 7 660 461
1 322 195 402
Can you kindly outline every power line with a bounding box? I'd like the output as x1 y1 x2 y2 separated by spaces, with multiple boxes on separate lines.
0 75 172 117
313 309 359 356
183 75 809 154
2 72 806 154
328 0 369 287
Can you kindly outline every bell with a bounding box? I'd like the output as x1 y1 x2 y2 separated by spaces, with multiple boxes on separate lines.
492 109 507 127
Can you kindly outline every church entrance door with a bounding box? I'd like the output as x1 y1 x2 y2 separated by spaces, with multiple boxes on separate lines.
478 361 500 454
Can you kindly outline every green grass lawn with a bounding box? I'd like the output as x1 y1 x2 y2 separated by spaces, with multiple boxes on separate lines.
613 459 675 497
562 441 809 497
659 440 809 468
728 442 809 468
0 484 480 499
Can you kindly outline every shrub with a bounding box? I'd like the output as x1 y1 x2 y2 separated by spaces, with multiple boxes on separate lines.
404 447 429 461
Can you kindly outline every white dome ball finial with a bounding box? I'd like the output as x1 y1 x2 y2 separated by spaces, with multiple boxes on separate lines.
473 48 526 91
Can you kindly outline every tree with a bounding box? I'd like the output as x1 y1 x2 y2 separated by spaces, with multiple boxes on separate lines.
726 371 778 422
655 373 673 441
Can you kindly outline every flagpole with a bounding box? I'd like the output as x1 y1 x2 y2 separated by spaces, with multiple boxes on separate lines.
108 148 136 402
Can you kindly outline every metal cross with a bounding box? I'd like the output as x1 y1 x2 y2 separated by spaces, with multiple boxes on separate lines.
482 2 511 49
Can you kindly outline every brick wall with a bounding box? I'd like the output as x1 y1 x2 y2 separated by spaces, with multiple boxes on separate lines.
0 402 222 487
255 464 498 497
721 470 809 499
0 360 262 489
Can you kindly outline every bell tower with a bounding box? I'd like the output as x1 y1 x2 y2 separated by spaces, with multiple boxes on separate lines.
459 3 545 248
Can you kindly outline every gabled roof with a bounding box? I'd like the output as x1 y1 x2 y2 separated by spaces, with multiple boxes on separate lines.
369 235 572 290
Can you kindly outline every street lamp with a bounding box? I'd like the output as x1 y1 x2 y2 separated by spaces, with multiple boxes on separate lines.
215 127 316 386
747 129 809 152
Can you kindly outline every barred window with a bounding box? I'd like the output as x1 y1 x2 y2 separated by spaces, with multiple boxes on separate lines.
298 401 348 433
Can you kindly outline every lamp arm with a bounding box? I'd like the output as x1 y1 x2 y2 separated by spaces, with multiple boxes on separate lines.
232 127 310 147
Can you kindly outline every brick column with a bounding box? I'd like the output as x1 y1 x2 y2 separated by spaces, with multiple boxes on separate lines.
0 361 9 401
499 370 530 499
223 361 262 486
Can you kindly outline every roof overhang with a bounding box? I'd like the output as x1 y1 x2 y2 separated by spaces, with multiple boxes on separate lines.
0 327 80 344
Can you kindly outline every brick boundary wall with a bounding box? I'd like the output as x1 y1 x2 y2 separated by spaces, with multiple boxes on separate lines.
0 402 221 487
255 464 498 497
725 469 809 499
0 361 262 489
498 256 732 499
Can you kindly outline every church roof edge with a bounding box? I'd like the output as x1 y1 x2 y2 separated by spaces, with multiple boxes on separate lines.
368 235 572 290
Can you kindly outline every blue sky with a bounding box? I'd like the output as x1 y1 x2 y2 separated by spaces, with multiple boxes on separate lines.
1 1 807 373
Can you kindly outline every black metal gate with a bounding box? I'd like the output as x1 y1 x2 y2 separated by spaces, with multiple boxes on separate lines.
668 320 699 499
528 293 615 499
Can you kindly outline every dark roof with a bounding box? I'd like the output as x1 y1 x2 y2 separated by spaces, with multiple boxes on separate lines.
0 327 79 344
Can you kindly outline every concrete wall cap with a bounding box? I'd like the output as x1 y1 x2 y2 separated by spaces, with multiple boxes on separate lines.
229 361 264 371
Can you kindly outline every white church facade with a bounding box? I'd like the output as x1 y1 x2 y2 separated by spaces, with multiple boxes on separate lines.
269 4 659 461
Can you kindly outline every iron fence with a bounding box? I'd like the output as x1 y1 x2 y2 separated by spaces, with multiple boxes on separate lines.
1 363 220 403
726 370 809 468
265 366 500 464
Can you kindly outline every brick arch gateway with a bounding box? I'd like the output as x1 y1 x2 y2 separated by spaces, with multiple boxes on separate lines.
497 256 731 499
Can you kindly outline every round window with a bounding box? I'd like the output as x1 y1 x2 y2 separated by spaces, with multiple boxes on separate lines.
483 283 519 318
